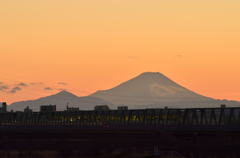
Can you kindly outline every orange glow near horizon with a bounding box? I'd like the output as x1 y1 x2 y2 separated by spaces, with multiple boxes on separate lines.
0 0 240 103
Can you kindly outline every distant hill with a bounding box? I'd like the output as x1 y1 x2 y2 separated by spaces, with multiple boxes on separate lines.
91 72 240 109
9 91 111 111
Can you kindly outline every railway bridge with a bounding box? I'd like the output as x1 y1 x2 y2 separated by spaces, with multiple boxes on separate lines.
0 106 240 158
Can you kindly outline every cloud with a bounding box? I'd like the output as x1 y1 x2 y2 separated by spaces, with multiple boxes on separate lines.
17 82 28 87
30 82 44 85
10 87 22 93
0 82 3 84
175 54 184 59
44 87 53 91
57 82 67 85
0 85 9 91
128 56 139 60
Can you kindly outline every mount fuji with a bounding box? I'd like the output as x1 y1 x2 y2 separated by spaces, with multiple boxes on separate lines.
91 72 239 109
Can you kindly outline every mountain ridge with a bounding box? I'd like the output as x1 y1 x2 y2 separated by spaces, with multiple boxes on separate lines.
9 90 112 111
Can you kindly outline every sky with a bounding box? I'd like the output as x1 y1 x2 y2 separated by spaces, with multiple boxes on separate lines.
0 0 240 103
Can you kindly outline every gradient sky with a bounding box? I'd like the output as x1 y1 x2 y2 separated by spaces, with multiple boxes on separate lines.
0 0 240 103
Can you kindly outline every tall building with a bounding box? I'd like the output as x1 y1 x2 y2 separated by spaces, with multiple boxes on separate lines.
0 102 7 112
66 106 80 112
24 106 33 113
40 105 56 112
94 105 110 111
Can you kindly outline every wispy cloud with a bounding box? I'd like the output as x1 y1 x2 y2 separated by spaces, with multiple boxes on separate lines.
30 82 44 85
128 56 139 60
1 81 69 94
44 87 53 91
16 82 28 87
175 54 184 59
57 82 67 85
9 86 22 93
0 85 9 91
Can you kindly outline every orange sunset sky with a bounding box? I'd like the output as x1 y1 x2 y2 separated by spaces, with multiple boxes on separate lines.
0 0 240 103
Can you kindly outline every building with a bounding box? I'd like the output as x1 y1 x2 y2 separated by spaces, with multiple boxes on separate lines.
40 105 56 112
117 106 128 110
0 102 7 112
65 106 80 112
94 105 110 111
221 104 226 108
24 106 33 113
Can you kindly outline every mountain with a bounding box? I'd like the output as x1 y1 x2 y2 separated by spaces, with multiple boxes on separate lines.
91 72 240 109
9 90 111 111
8 72 240 111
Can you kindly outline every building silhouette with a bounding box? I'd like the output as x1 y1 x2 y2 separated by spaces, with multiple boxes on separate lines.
24 106 33 113
0 102 7 112
65 106 80 112
40 105 56 112
94 105 110 111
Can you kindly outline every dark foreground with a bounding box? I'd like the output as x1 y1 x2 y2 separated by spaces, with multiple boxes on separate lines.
1 106 240 157
0 128 240 158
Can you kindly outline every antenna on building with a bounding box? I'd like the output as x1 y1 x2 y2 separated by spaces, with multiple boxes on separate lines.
66 102 69 109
